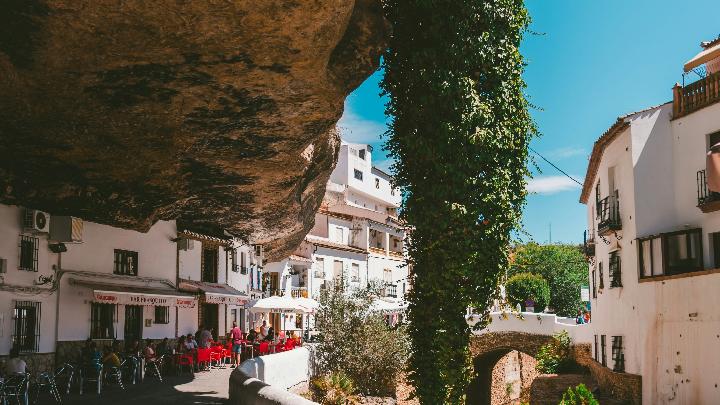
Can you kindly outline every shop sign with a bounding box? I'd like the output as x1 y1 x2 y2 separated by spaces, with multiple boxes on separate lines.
205 293 247 306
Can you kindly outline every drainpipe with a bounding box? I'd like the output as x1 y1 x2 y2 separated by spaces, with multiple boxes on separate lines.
54 251 62 361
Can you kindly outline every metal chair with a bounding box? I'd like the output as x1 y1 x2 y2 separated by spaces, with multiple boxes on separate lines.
78 363 103 395
33 365 68 404
104 359 126 391
143 355 164 382
2 373 30 405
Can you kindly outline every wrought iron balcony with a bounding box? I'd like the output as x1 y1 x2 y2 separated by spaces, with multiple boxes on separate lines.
584 229 596 257
596 194 621 236
383 283 397 298
697 170 720 212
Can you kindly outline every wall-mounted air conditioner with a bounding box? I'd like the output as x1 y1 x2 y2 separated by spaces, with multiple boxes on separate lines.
178 238 195 251
50 216 83 243
23 209 50 233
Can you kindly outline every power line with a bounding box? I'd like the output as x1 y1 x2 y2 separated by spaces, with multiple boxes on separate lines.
528 146 583 187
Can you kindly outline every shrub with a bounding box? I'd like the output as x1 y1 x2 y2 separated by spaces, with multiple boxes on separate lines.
315 281 410 396
311 371 358 405
536 330 573 374
505 272 550 312
560 383 598 405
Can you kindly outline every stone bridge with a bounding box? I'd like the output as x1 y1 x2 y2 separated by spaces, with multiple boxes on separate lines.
465 312 641 405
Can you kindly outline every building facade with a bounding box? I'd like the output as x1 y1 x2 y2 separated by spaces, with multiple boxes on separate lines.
581 38 720 404
0 203 259 370
265 141 409 331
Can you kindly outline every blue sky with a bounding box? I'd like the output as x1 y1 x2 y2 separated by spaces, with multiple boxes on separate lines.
338 0 720 243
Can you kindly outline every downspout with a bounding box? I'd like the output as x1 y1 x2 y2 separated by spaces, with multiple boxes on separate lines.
54 251 62 360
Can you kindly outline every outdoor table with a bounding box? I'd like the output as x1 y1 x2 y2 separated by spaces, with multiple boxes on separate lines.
243 343 255 358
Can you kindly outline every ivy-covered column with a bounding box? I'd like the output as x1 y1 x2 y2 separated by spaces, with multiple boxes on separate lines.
381 0 534 403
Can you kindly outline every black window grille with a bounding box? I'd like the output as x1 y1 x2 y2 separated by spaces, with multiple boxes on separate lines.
591 267 597 298
240 252 248 274
594 335 599 361
601 335 607 366
230 250 238 272
90 303 116 339
19 235 39 272
612 336 625 372
598 261 605 289
202 246 218 283
154 306 170 324
609 252 622 288
375 178 380 189
113 249 138 276
13 301 41 352
354 169 363 181
358 149 366 160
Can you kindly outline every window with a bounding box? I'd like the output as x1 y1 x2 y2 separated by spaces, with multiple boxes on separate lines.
240 252 247 273
90 303 116 339
638 228 703 279
333 260 343 281
13 301 40 352
231 250 238 272
609 251 622 288
598 261 604 289
230 309 237 326
113 249 138 276
154 306 170 324
712 232 720 268
358 149 366 160
202 246 218 282
612 336 625 372
375 178 380 189
594 335 599 361
351 263 360 282
19 235 39 272
600 335 607 366
333 227 344 244
591 266 597 298
354 169 363 181
383 268 393 283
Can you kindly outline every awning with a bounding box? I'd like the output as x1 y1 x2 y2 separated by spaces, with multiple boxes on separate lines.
371 298 407 314
247 295 317 314
288 254 312 264
684 41 720 72
69 278 197 308
178 279 250 306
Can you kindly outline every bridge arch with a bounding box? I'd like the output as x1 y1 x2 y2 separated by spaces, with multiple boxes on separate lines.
467 332 556 405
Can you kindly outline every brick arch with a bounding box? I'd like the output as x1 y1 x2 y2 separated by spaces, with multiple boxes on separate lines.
467 332 556 405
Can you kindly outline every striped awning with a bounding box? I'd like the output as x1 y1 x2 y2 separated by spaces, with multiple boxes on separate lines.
69 278 196 308
685 41 720 72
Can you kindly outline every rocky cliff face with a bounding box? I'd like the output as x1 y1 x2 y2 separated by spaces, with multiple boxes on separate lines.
0 0 386 260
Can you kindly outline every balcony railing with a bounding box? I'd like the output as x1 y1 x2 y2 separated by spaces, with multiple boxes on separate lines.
291 287 308 298
673 71 720 119
597 194 621 235
384 283 397 298
696 170 720 212
584 229 596 257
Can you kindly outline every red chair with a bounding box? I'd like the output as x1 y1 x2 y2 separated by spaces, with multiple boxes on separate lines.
197 348 211 370
209 346 223 368
176 353 194 375
284 339 295 351
258 341 270 356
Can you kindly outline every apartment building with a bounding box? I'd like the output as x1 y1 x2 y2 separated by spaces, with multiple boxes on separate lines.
581 37 720 404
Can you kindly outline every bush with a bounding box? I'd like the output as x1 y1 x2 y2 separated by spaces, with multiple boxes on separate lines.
560 383 598 405
536 330 573 374
315 281 410 396
505 272 550 312
311 371 358 405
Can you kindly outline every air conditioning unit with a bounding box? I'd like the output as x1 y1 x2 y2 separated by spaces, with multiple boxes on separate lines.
178 238 195 251
23 209 50 233
0 258 6 273
50 216 83 243
314 270 325 278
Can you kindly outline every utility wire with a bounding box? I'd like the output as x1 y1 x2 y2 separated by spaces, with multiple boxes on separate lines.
528 146 584 187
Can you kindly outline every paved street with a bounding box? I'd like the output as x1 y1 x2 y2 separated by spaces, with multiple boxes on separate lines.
58 368 233 405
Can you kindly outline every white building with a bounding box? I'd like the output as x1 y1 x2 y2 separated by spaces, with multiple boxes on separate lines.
0 203 258 370
265 141 409 331
580 38 720 404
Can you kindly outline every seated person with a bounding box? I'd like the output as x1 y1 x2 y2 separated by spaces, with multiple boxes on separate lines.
5 347 27 375
185 334 198 350
143 339 157 363
176 336 187 354
246 329 257 342
102 346 121 369
156 337 172 356
265 327 275 342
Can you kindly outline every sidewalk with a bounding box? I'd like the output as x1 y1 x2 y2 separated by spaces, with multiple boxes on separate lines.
59 367 233 405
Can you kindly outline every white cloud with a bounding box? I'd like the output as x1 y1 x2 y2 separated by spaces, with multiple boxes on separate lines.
527 175 581 194
542 146 587 160
337 103 387 144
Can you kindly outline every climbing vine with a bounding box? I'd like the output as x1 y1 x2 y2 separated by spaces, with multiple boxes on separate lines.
381 1 534 403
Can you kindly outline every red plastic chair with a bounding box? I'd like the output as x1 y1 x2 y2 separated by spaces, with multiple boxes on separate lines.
284 339 295 351
176 353 194 375
258 341 270 356
209 346 223 368
197 348 211 370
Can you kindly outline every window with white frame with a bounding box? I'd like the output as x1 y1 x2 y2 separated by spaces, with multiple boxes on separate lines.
154 306 170 324
638 228 703 279
351 263 360 282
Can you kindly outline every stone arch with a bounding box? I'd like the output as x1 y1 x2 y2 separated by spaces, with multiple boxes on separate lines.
467 332 556 405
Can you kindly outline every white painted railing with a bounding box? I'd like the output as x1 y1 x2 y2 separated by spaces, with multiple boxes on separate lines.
468 311 593 344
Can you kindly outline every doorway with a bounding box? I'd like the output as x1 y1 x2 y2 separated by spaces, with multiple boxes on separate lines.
201 303 219 339
269 313 281 333
124 305 143 344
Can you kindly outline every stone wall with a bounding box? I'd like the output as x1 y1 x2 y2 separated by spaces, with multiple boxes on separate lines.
490 350 538 405
56 338 179 365
572 344 642 404
0 352 55 373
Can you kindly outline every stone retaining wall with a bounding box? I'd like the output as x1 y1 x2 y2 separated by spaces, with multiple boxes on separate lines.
572 344 642 404
0 352 55 373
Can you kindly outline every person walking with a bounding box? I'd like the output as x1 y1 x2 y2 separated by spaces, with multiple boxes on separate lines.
229 321 243 366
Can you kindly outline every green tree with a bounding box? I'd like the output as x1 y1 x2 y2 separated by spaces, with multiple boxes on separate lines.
382 0 534 402
505 273 550 312
509 243 587 317
315 281 410 396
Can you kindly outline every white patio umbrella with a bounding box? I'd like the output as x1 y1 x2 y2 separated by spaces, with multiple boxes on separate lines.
247 295 305 313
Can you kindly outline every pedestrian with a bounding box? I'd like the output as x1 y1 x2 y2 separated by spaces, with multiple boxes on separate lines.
199 325 213 348
229 321 243 366
5 347 27 375
259 321 268 340
575 309 585 324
